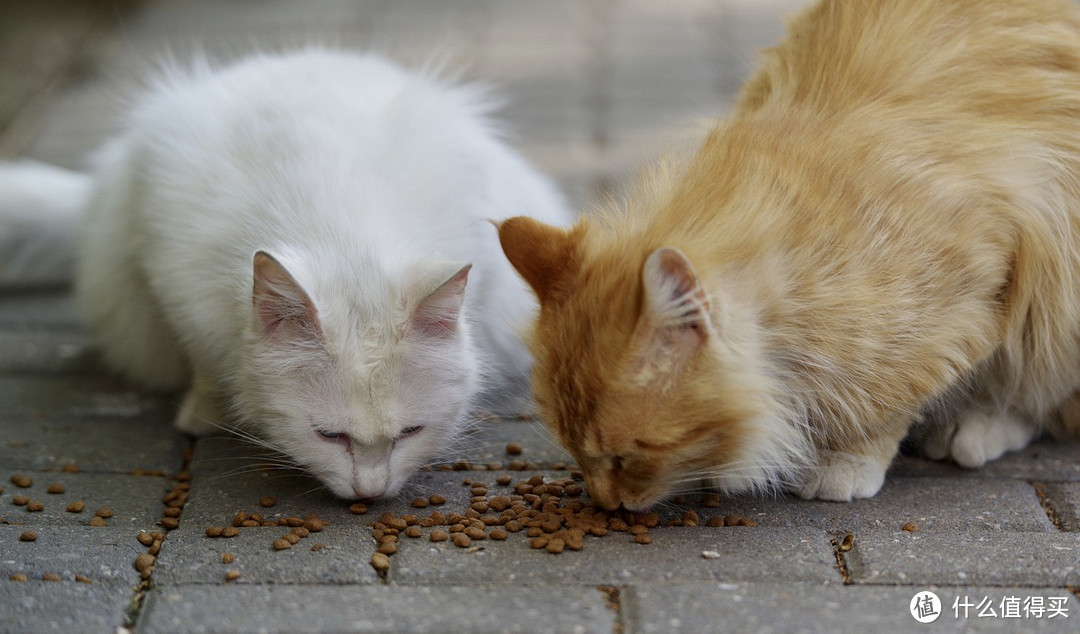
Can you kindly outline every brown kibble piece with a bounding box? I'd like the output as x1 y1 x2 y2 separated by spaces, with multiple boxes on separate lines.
205 526 224 538
164 507 182 518
12 494 29 506
160 517 180 530
706 516 724 528
490 528 508 540
291 527 309 538
258 497 277 507
62 463 80 473
222 553 236 564
545 538 565 554
348 503 368 515
505 442 523 455
702 493 721 508
634 534 653 545
738 517 758 527
89 516 107 527
26 500 44 512
838 533 855 552
410 497 429 509
465 526 487 540
138 531 155 546
42 573 61 582
134 554 156 572
66 500 85 513
273 538 293 551
148 542 162 556
19 531 37 542
225 570 242 582
377 541 397 555
902 521 920 532
724 514 741 527
95 508 114 518
404 526 422 538
9 573 27 582
370 552 391 572
283 533 300 545
496 475 513 486
75 574 91 584
10 474 32 488
221 526 239 538
46 483 65 494
241 519 259 528
303 518 324 532
451 533 472 548
430 530 448 542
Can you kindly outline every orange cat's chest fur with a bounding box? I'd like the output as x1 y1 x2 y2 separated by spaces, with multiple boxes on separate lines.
501 0 1080 509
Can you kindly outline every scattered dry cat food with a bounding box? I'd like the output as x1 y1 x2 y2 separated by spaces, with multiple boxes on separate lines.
46 483 65 494
430 530 448 542
11 494 29 506
205 526 224 538
66 500 85 513
134 554 155 573
411 497 429 508
89 516 107 527
137 531 155 546
9 573 28 582
75 574 91 584
348 503 368 515
10 474 32 488
370 552 390 573
404 526 422 538
95 508 115 519
634 534 653 545
258 497 277 508
451 533 472 548
19 531 37 542
505 442 523 455
222 553 236 564
224 570 242 582
272 538 293 551
163 507 182 518
291 527 309 538
160 517 180 530
41 573 61 582
26 500 44 512
428 493 446 505
838 533 855 552
303 517 324 532
377 541 397 555
221 527 239 538
61 462 80 473
902 521 920 532
701 550 721 560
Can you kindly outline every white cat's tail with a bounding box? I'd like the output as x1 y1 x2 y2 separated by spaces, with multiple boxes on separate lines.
0 160 91 289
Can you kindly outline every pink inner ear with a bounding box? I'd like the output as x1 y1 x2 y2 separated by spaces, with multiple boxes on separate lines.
252 251 322 339
410 265 471 338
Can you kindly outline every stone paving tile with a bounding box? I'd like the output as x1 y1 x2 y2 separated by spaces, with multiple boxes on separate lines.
0 582 135 634
0 525 144 586
0 377 185 473
152 521 380 586
391 526 837 586
137 584 616 634
1042 483 1079 532
716 477 1055 534
0 329 97 375
0 470 167 529
845 530 1080 587
890 439 1080 482
626 582 1077 633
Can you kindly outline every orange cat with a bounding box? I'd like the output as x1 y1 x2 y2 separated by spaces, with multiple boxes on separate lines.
498 0 1080 509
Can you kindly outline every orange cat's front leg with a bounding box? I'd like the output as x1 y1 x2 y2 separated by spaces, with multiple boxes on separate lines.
794 422 909 502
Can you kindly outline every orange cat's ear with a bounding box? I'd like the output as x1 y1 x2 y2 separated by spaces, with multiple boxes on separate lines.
252 251 322 340
498 216 577 305
639 246 710 354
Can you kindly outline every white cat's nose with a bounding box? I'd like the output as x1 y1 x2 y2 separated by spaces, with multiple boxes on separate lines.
352 483 386 499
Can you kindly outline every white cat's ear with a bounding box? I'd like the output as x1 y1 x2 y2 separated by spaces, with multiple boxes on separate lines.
640 246 710 353
408 263 471 338
252 251 322 340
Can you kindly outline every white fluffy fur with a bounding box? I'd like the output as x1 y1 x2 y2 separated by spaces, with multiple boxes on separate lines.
4 49 570 499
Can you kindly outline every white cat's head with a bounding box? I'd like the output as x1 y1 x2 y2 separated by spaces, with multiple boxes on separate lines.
237 251 479 499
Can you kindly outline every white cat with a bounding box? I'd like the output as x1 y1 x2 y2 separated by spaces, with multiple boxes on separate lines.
2 49 570 499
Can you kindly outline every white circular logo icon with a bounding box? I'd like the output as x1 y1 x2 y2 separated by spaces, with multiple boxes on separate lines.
910 591 942 623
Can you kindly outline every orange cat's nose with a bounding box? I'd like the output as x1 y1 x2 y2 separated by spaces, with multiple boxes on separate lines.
585 475 621 510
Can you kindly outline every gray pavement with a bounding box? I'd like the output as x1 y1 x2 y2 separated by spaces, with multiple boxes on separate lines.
1 1 1078 632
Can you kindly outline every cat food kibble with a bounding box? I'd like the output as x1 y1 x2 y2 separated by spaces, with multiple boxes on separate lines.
370 552 390 573
95 508 115 518
12 494 29 506
10 474 32 488
221 526 240 538
634 534 653 545
273 538 292 551
160 517 180 530
26 500 44 512
428 494 446 505
134 554 155 573
348 502 368 515
451 533 472 548
902 521 920 532
496 474 513 486
19 531 37 542
225 570 242 582
75 574 92 584
46 483 65 494
411 497 429 508
258 496 277 507
505 442 523 455
706 516 724 527
65 500 85 513
42 573 61 582
404 526 422 538
222 553 236 564
430 530 449 542
377 541 397 555
9 573 28 582
137 531 155 546
839 533 855 552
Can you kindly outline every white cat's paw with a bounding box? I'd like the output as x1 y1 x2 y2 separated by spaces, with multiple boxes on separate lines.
949 409 1037 468
796 450 887 501
174 387 224 436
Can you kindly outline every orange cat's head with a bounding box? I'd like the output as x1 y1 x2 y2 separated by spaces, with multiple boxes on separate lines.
498 216 788 511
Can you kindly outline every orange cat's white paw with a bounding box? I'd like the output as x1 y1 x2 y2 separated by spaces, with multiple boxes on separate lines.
796 450 887 501
949 409 1037 468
